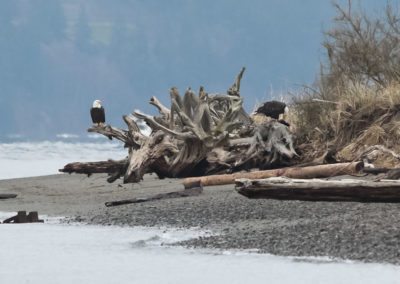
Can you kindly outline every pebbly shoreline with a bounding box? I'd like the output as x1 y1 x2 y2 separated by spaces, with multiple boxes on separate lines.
1 173 400 264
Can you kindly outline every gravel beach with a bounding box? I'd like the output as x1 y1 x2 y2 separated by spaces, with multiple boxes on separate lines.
1 173 400 264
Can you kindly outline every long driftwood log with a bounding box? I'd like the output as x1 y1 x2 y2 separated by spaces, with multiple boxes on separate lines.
61 160 127 175
183 161 363 188
60 159 128 182
61 68 298 184
236 177 400 202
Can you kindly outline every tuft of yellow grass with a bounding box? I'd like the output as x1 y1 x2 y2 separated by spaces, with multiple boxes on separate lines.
292 82 400 164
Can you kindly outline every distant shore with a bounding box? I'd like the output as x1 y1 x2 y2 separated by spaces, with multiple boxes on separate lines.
1 173 400 264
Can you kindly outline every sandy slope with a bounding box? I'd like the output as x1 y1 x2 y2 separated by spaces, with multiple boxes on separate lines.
1 173 400 264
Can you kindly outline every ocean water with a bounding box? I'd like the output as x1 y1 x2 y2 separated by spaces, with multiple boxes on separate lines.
1 142 400 283
0 140 126 179
0 212 399 284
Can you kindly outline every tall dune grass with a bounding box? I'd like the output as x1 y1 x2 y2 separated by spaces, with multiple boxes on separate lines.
292 1 400 166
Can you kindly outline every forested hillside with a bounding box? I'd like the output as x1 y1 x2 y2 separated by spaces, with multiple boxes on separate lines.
0 0 379 139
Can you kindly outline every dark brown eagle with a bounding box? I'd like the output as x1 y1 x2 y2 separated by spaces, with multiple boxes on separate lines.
255 100 288 119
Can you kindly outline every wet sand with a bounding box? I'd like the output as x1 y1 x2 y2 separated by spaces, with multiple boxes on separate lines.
1 173 400 264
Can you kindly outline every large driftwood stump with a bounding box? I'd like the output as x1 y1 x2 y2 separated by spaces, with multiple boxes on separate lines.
61 68 298 183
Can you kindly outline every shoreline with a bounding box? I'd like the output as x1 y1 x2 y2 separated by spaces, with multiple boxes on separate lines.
1 173 400 264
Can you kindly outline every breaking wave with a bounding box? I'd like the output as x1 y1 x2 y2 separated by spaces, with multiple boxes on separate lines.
56 133 80 139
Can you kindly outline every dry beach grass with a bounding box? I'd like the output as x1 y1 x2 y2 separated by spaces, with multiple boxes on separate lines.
289 2 400 167
292 83 400 167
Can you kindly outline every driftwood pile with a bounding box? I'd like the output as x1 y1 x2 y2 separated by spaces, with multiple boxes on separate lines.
60 68 400 205
61 68 297 183
183 161 363 188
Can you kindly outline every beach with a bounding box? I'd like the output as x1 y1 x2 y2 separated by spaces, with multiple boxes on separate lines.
1 173 400 264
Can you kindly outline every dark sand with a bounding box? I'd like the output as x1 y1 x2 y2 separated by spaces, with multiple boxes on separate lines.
1 173 400 264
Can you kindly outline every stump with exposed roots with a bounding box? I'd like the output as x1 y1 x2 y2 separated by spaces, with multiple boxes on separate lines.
61 68 297 183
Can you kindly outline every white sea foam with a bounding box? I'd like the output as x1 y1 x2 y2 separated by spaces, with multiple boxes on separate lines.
132 110 152 136
0 141 126 180
55 133 80 139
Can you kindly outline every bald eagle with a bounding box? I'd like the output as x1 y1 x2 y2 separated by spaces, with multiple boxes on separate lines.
90 100 105 125
255 100 288 119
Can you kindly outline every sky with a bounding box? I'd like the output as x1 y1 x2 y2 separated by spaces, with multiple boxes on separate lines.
0 0 390 140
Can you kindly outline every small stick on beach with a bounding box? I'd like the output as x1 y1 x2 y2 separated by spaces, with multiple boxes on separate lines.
0 193 17 199
105 186 203 207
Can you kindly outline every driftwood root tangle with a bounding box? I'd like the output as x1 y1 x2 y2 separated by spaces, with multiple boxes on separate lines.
236 177 400 202
62 68 298 184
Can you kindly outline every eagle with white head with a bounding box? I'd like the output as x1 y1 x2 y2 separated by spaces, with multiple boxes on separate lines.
90 100 106 126
254 100 290 126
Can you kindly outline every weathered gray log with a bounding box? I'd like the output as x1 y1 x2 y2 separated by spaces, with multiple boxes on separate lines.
105 186 203 207
87 116 147 149
88 125 127 143
183 162 363 188
60 159 127 175
236 177 400 202
0 193 17 199
60 159 129 182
